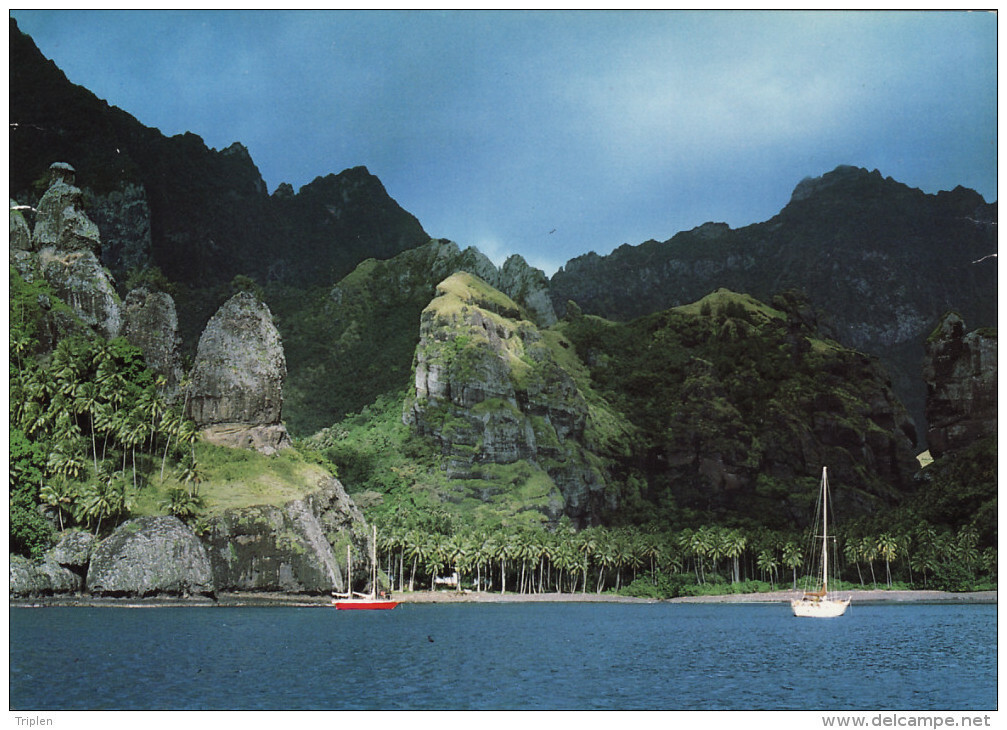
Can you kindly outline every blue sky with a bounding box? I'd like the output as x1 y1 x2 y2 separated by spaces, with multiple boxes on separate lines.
10 10 998 275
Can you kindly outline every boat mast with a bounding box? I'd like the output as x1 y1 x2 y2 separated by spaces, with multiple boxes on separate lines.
821 467 828 595
371 524 378 599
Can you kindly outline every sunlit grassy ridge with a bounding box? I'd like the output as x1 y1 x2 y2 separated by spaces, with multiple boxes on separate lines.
130 443 334 517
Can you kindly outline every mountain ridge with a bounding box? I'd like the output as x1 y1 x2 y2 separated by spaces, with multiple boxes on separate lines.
549 164 997 435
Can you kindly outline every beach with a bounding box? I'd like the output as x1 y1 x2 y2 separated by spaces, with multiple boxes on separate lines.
11 588 996 608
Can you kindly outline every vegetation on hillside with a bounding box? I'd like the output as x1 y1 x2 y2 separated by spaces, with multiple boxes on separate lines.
9 268 330 558
556 288 917 526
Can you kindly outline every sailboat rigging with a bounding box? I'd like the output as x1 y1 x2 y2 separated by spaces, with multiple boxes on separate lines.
791 466 851 618
332 525 398 610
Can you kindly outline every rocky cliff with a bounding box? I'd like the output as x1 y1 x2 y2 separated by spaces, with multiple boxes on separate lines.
10 476 369 598
923 313 997 459
550 166 997 435
186 292 291 453
203 476 366 594
120 286 184 401
282 238 558 435
402 272 626 525
10 162 122 342
555 288 920 526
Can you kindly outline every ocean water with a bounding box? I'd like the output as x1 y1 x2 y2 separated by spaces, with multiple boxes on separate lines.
9 602 996 711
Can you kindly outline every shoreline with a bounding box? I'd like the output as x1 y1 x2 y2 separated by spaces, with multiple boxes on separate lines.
10 588 996 608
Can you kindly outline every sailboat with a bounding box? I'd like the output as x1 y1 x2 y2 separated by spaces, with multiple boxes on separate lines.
332 525 399 610
791 466 851 618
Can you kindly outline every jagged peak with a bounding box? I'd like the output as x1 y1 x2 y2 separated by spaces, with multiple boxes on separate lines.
789 165 884 203
688 221 732 238
428 271 524 322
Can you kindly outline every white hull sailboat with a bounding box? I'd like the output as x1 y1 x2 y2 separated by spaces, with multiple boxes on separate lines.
791 467 850 618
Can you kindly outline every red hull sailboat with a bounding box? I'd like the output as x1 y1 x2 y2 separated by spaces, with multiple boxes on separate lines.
332 525 399 610
333 598 398 610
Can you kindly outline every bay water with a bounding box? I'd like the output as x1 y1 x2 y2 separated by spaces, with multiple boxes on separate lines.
9 602 996 710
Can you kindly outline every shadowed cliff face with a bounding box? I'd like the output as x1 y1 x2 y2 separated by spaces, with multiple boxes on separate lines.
923 313 997 459
9 19 429 291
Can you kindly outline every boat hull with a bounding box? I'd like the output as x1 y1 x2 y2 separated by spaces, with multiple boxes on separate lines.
790 597 850 618
333 599 399 610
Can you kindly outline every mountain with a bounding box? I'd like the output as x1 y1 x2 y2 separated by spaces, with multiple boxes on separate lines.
549 165 997 436
9 18 429 293
277 238 557 435
313 279 920 530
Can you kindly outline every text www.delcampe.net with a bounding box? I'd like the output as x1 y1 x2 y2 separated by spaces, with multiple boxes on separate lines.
822 715 992 728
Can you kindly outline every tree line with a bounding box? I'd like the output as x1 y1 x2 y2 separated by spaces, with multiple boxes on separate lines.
369 517 996 598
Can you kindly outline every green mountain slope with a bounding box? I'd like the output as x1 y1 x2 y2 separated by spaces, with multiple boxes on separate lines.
550 166 997 434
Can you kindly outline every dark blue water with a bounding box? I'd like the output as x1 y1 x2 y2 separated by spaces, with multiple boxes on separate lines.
9 602 996 710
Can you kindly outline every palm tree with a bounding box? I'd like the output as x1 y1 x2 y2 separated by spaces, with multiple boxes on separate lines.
494 539 514 594
40 480 76 531
684 528 712 584
725 530 747 584
444 533 469 592
782 541 803 590
73 381 102 472
176 456 203 497
595 535 617 593
160 488 203 521
552 542 578 593
877 533 899 588
158 409 182 481
843 536 865 586
859 536 878 588
573 532 597 594
756 549 778 588
641 534 663 585
708 527 728 581
47 448 87 481
80 472 128 535
954 527 980 576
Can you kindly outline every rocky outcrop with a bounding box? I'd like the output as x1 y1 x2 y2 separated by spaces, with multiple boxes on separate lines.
186 292 290 453
8 530 97 597
284 238 558 434
499 254 557 326
121 286 184 401
86 516 215 597
923 313 997 458
10 478 369 599
46 529 96 572
37 248 121 340
9 199 38 284
32 162 101 254
9 199 31 251
24 163 122 340
404 272 621 525
203 477 366 594
556 288 920 526
9 554 83 596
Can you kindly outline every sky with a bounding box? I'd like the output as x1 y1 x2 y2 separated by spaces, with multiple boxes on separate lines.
9 9 998 275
